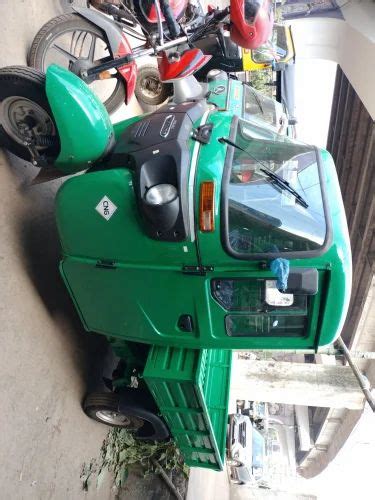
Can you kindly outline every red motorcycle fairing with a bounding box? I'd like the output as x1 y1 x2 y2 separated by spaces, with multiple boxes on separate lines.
117 34 137 104
230 0 273 49
140 0 188 23
158 48 211 81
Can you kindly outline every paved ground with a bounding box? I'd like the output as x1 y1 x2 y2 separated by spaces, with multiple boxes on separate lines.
186 468 230 500
0 1 126 498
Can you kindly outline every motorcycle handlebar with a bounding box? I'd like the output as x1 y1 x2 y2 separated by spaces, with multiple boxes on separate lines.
213 6 230 22
99 2 129 19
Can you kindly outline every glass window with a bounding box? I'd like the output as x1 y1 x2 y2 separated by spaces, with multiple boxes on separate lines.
212 278 307 313
212 278 264 311
226 313 307 337
225 120 327 257
212 278 309 338
252 25 288 64
252 428 265 469
244 86 277 127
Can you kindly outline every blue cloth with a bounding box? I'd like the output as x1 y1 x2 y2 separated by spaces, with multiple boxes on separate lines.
270 258 290 292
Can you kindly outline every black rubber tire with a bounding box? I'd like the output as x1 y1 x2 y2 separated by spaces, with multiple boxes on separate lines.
28 13 125 114
0 66 60 162
83 392 145 430
135 65 172 106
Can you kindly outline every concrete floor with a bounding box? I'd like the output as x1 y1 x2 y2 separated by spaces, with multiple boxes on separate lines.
186 468 230 500
0 1 122 498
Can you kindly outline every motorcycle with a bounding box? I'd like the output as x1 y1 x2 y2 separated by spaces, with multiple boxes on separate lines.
95 0 204 37
136 22 294 107
28 0 274 112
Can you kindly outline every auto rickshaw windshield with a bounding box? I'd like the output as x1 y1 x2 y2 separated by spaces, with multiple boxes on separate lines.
225 121 328 257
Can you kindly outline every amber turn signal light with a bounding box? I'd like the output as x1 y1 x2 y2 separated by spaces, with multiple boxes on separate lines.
98 71 112 80
199 181 215 232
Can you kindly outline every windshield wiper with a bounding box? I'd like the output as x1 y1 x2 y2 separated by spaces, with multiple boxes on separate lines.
259 168 308 209
219 137 309 209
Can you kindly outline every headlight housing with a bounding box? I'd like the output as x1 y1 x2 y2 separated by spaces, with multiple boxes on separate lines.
144 184 178 206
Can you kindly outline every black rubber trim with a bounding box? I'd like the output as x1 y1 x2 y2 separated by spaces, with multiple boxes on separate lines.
220 119 333 261
117 387 170 441
312 270 331 351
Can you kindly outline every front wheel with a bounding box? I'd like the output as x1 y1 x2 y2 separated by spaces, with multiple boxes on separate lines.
28 13 126 114
0 66 60 162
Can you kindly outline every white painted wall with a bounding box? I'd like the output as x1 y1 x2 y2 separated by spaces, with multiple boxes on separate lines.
290 3 375 120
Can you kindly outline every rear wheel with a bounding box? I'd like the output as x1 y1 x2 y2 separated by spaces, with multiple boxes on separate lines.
0 66 59 162
83 392 144 430
28 13 125 114
135 65 173 106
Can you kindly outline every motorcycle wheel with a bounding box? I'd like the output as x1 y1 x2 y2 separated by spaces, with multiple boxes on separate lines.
28 13 125 114
0 66 60 162
135 65 173 106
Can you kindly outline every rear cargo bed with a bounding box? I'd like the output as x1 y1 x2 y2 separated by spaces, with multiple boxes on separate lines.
143 346 232 470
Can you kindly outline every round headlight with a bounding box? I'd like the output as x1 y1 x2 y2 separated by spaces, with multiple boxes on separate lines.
144 184 178 206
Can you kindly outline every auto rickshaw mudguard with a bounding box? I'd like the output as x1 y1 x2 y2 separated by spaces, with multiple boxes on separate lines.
45 64 114 174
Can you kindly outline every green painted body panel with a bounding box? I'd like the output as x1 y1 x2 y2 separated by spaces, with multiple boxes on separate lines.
56 101 351 349
56 168 197 266
208 79 242 115
45 65 114 173
143 346 232 471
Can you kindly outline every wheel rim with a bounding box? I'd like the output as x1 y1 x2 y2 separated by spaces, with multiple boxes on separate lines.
40 27 121 106
96 409 131 426
95 409 143 429
140 75 163 99
0 96 55 148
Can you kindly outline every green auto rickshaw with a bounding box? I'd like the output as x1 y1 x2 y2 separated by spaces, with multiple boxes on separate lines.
0 64 351 470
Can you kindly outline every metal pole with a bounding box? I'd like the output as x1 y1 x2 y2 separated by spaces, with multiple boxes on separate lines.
336 337 375 412
154 0 164 47
234 348 375 359
151 458 183 500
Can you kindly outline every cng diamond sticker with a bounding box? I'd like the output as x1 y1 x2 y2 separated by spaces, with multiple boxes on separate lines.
96 196 117 221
